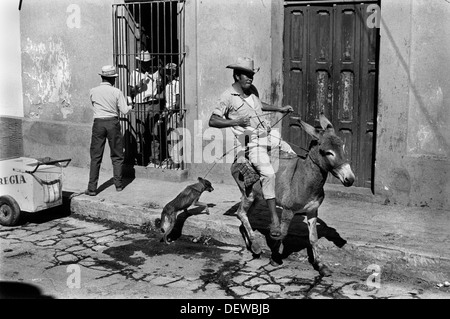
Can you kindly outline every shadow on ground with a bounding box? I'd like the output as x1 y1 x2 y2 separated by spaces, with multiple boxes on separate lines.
162 206 214 242
16 192 73 226
0 281 54 299
95 176 136 194
246 200 347 265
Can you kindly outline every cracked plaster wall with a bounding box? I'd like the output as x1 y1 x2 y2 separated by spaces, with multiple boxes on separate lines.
376 0 450 209
19 0 116 169
22 37 73 120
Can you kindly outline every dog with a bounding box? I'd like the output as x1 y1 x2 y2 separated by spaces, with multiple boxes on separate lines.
160 177 214 244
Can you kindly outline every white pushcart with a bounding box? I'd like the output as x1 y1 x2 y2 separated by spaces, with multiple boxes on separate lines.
0 157 71 226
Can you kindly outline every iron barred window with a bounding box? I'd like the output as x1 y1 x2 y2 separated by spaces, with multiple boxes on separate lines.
112 0 186 169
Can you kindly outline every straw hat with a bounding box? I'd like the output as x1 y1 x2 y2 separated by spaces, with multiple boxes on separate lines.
98 65 118 78
165 62 177 70
226 57 259 74
136 50 153 62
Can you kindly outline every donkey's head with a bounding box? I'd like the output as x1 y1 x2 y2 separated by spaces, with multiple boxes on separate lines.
299 114 355 187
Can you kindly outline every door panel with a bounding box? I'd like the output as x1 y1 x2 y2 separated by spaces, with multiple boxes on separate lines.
308 7 333 124
283 7 308 155
330 4 360 185
283 2 379 188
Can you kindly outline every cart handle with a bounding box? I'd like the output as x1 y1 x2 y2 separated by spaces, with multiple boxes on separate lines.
13 158 72 174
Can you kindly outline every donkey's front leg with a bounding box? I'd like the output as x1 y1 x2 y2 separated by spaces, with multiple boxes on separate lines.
305 212 331 277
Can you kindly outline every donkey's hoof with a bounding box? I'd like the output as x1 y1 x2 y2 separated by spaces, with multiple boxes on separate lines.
269 223 282 239
250 242 262 255
270 258 283 267
318 264 332 277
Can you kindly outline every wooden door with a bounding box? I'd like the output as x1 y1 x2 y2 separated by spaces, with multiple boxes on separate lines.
282 2 379 189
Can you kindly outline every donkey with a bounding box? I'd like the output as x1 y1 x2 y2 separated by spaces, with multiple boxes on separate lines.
231 113 355 276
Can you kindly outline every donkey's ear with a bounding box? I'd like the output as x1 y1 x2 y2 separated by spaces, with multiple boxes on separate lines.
319 113 334 131
300 120 321 140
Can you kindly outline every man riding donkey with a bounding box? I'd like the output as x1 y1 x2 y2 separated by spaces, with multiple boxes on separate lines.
209 57 295 239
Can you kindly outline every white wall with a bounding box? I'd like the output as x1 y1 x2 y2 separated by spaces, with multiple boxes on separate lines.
0 0 23 117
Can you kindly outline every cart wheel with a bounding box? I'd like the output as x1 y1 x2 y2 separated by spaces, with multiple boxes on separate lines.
0 195 21 226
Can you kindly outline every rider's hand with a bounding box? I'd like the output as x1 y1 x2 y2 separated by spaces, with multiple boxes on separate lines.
236 116 251 127
281 105 294 113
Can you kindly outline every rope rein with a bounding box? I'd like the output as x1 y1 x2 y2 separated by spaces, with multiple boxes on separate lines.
202 111 296 179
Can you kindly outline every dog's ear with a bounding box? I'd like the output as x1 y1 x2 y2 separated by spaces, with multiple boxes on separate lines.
198 177 204 182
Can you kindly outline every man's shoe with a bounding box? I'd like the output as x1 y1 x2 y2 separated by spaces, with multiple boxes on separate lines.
116 187 123 192
85 190 96 196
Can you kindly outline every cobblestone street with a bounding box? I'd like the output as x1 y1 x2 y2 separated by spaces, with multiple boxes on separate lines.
1 211 449 301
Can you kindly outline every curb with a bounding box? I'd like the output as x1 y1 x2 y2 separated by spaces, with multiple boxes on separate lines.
69 194 246 246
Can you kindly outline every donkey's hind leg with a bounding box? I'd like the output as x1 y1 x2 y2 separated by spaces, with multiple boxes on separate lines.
278 209 295 252
269 209 294 266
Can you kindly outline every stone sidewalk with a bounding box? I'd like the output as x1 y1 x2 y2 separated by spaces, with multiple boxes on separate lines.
60 165 450 283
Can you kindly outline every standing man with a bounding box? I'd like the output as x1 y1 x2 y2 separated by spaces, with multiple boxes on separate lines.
208 57 295 238
86 65 132 196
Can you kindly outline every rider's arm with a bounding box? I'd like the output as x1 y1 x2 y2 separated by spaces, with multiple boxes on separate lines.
261 102 293 113
209 114 249 128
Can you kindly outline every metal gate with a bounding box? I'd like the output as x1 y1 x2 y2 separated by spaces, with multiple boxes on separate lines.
282 1 380 189
112 0 186 169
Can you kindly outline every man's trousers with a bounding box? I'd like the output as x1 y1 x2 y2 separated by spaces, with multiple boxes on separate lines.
88 117 124 191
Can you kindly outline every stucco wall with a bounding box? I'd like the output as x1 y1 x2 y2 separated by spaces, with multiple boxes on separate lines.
185 0 283 183
19 0 117 169
376 0 450 209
